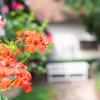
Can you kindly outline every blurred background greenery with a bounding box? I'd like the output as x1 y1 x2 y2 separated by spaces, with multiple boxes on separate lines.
65 0 100 43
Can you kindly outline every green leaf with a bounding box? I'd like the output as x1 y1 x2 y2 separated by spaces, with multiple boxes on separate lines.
7 41 18 52
10 11 16 17
37 66 47 74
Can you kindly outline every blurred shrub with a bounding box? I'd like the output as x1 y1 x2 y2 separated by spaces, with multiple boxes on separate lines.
66 0 100 43
5 11 48 41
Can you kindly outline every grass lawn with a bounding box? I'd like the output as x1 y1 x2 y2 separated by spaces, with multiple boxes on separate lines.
12 87 53 100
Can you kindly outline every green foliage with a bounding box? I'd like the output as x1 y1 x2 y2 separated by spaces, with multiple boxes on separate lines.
0 96 9 100
66 0 100 43
8 41 18 52
5 11 48 41
12 87 53 100
36 66 47 74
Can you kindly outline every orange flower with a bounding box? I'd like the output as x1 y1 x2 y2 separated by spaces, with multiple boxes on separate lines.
24 84 32 93
36 33 44 42
38 42 48 52
32 33 44 44
17 71 32 82
0 78 11 90
25 37 32 44
25 45 36 53
0 43 16 60
0 68 4 78
23 71 32 82
16 31 23 38
13 78 24 88
15 30 48 55
24 31 31 37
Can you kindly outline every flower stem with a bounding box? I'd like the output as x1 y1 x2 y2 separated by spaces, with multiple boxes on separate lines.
21 53 31 63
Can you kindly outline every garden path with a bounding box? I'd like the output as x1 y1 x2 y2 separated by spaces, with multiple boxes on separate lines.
51 79 98 100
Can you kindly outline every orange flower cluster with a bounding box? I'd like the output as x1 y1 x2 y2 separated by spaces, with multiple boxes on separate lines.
0 43 16 60
0 43 32 93
16 31 48 53
0 31 48 93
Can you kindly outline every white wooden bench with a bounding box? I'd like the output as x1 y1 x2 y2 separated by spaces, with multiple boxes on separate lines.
46 62 89 83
